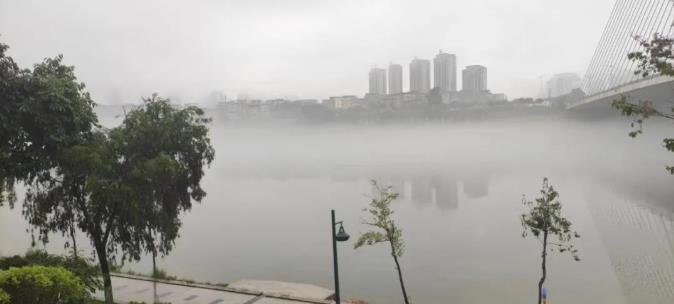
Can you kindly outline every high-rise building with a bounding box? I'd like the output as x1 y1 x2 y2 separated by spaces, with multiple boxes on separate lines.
462 65 487 92
388 63 403 94
546 73 581 98
433 51 457 92
409 58 431 93
368 68 387 95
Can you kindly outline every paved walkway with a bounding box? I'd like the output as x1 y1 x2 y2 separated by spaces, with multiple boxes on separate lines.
94 273 333 304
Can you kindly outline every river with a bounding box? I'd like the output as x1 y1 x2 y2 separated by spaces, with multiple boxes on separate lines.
1 116 674 304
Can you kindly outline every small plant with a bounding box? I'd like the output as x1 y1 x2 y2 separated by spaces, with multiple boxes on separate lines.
151 268 177 281
521 178 580 304
354 180 410 304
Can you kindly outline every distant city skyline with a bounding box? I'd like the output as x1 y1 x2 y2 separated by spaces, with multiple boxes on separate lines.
463 65 488 92
369 52 487 96
410 58 431 93
434 51 457 92
388 64 403 94
0 0 613 104
368 67 387 95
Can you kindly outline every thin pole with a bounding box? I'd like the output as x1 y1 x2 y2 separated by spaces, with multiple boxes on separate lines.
331 209 341 304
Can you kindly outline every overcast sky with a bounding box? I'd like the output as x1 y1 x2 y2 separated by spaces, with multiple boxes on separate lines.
0 0 614 104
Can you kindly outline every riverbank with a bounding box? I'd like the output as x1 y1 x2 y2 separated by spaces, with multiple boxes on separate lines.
95 273 335 304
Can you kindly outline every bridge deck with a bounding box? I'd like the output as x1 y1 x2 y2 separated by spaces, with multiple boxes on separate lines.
568 75 674 110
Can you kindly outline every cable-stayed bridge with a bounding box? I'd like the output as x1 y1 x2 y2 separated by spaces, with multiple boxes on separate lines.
568 0 674 110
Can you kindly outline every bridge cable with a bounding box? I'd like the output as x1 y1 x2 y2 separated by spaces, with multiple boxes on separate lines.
636 0 673 79
610 0 664 91
600 0 654 92
629 0 670 84
588 0 641 94
585 0 629 95
664 2 674 36
582 0 627 94
599 0 656 92
595 0 651 94
586 0 634 94
614 0 664 89
627 0 674 83
584 0 630 94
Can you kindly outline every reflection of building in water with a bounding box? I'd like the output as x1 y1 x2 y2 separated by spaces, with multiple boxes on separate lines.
370 178 407 202
411 177 433 206
588 198 674 304
386 179 406 198
409 176 459 210
462 175 488 198
432 176 458 210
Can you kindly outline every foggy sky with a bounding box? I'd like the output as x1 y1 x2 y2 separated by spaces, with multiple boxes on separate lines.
0 0 614 104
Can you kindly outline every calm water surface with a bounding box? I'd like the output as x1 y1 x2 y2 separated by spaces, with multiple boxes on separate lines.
2 118 674 304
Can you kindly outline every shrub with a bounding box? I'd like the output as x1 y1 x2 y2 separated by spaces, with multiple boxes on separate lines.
0 250 101 292
0 289 9 304
0 265 88 304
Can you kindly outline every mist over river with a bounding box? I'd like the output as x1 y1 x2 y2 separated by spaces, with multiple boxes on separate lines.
2 115 674 304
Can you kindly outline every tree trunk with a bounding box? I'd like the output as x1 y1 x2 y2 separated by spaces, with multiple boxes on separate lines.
538 231 548 304
152 249 158 303
70 227 78 258
94 241 114 304
152 249 157 278
390 242 410 304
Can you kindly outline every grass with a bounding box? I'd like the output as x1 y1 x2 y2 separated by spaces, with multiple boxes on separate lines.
116 268 228 288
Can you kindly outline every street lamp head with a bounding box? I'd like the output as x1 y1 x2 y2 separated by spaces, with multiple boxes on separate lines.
335 223 350 242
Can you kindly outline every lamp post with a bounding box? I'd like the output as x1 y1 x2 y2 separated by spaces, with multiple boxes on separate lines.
331 209 350 304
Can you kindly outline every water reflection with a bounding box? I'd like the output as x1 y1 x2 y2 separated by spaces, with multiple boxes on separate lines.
210 151 674 303
434 176 458 210
411 177 433 207
588 192 674 303
463 174 489 199
219 166 489 212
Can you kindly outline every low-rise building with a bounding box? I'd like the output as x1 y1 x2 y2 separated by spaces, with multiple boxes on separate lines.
327 95 360 110
547 73 581 98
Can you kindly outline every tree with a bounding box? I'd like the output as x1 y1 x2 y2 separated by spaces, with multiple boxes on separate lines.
427 86 443 105
0 40 97 208
116 94 215 299
0 39 96 263
521 178 580 304
0 265 88 304
354 180 410 304
612 33 674 173
23 96 215 304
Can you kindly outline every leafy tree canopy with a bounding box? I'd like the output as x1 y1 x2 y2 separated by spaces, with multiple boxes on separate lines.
613 33 674 173
355 180 409 304
23 94 215 304
521 178 580 260
116 94 215 258
521 178 579 304
354 182 404 257
0 40 97 207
